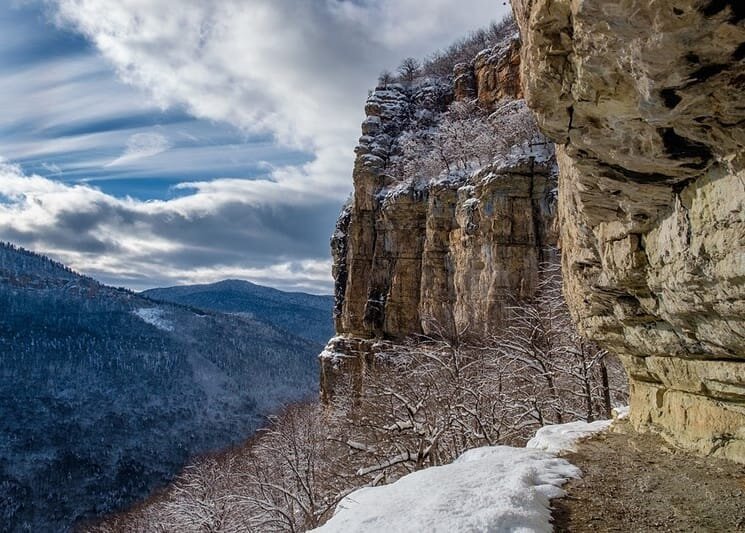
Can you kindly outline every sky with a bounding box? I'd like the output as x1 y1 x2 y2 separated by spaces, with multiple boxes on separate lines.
0 0 511 294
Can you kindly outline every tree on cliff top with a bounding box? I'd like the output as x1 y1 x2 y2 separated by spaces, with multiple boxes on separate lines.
393 99 541 182
397 57 421 84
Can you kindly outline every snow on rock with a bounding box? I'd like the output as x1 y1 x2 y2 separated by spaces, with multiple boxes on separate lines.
133 307 174 332
526 420 612 454
313 420 613 533
318 336 358 365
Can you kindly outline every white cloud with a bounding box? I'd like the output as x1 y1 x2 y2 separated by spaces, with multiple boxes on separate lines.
106 131 170 166
1 0 512 291
50 0 511 201
0 161 339 293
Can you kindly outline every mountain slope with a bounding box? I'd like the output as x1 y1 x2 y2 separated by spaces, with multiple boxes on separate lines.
0 242 319 532
142 279 334 344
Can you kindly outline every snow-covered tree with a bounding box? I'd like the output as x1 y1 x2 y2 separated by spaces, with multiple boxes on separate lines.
377 70 394 88
393 99 542 183
242 404 352 532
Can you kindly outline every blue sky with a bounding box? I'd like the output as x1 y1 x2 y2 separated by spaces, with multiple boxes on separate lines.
0 0 510 293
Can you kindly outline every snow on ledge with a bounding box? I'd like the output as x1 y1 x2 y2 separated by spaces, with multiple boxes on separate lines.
312 420 612 533
526 420 612 454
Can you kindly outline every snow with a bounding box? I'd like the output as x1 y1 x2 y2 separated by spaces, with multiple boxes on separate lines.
318 336 356 363
133 307 174 332
462 197 480 209
526 420 612 454
612 405 630 421
312 446 578 533
313 419 613 533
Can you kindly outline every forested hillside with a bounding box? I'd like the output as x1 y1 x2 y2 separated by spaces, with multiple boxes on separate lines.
0 242 319 532
143 280 334 345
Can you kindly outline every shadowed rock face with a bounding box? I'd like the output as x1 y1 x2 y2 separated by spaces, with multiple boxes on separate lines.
513 0 745 461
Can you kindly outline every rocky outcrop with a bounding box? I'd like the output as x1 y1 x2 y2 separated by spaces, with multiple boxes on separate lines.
513 0 745 462
454 37 524 106
323 37 557 398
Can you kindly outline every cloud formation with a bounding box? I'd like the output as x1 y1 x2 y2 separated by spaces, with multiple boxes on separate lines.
0 161 339 292
51 0 509 198
0 0 511 292
106 132 171 167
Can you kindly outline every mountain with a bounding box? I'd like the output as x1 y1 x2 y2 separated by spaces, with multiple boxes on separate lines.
0 242 319 532
142 279 334 345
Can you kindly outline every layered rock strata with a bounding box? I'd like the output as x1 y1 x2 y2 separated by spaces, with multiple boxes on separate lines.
322 36 558 399
513 0 745 461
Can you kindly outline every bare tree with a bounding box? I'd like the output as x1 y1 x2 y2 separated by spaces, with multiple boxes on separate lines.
378 70 394 88
241 403 354 532
393 99 542 183
397 57 421 84
160 456 246 532
497 260 626 424
422 15 517 78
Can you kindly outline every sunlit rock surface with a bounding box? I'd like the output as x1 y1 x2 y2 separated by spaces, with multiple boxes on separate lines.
513 0 745 461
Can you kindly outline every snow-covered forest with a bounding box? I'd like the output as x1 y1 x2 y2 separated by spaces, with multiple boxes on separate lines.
0 242 325 531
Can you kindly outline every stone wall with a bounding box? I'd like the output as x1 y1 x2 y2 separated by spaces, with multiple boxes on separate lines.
513 0 745 462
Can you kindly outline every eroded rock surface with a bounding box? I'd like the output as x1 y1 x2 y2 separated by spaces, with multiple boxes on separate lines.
513 0 745 461
454 36 524 105
323 36 557 398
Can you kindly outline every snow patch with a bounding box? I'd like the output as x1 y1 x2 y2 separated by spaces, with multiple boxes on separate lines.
133 307 174 332
612 405 630 421
314 420 613 533
462 197 479 209
313 446 579 533
318 336 356 364
526 420 612 454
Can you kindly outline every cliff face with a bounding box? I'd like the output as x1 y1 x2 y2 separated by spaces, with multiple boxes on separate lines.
513 0 745 461
322 35 558 399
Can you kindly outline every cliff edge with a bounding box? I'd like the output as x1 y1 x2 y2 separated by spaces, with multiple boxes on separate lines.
513 0 745 462
322 29 558 399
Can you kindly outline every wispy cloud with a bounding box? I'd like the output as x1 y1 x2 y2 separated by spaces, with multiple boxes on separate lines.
0 0 511 291
106 132 170 167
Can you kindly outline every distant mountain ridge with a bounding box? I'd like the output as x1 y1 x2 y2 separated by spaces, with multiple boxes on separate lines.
0 242 320 532
143 279 334 344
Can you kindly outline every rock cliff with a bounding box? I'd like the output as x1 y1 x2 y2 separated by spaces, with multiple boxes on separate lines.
322 32 558 399
513 0 745 461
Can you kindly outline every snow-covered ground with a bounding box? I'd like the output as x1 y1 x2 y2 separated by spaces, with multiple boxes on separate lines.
526 420 612 454
133 307 174 331
312 419 615 533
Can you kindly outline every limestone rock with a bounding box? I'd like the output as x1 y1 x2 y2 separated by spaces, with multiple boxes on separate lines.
453 35 524 109
474 37 523 108
513 0 745 461
324 52 557 396
334 86 556 340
